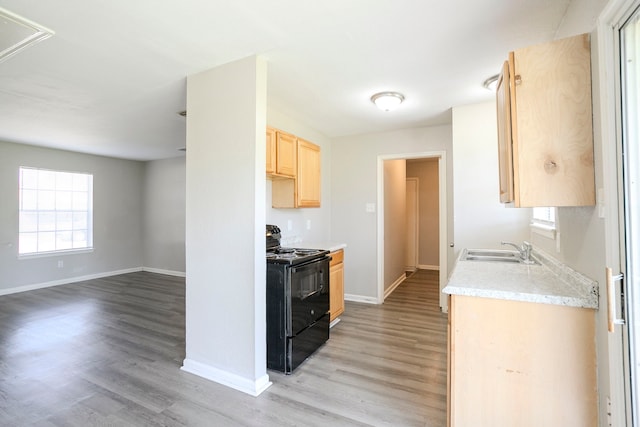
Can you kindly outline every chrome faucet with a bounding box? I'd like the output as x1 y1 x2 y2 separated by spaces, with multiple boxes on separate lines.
501 241 534 264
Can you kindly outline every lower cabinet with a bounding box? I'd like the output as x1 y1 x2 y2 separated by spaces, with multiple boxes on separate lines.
329 249 344 323
448 295 597 427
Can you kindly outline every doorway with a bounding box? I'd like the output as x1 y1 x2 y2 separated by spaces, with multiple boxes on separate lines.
376 151 448 311
406 177 419 272
618 7 640 424
407 159 440 272
600 1 640 424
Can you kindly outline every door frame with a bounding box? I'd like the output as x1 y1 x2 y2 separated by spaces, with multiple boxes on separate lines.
598 0 638 424
376 151 448 311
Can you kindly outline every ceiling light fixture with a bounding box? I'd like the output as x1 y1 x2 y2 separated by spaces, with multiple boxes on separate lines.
483 74 500 91
0 7 54 63
370 92 405 111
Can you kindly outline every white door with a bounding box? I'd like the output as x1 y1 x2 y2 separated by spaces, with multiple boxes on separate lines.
603 3 640 425
620 10 640 424
405 178 418 271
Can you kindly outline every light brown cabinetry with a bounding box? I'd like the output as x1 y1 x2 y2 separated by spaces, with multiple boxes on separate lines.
329 249 344 322
266 127 276 175
296 138 321 208
448 295 597 427
266 127 296 178
267 127 321 208
496 33 595 207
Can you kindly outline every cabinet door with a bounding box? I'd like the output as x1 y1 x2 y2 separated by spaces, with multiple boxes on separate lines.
296 138 321 207
449 295 597 426
276 131 297 177
329 250 344 322
266 127 276 175
496 60 514 203
512 33 594 207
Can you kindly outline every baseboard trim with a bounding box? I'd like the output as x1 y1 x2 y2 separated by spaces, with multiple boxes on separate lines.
418 264 440 271
0 267 143 296
344 294 379 304
142 267 186 277
181 358 272 397
384 273 407 300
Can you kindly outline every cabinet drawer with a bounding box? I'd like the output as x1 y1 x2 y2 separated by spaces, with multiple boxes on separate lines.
329 249 343 266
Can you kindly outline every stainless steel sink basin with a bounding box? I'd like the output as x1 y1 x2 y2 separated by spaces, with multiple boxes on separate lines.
461 248 539 264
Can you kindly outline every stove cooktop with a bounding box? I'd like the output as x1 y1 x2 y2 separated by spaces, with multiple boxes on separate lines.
266 247 329 265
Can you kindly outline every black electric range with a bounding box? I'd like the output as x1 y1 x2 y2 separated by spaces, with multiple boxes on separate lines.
265 224 330 373
266 224 329 265
266 247 330 265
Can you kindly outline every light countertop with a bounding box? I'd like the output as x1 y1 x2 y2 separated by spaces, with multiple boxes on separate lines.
291 242 347 253
443 249 598 309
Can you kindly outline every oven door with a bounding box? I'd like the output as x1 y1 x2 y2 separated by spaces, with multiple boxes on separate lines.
288 256 330 336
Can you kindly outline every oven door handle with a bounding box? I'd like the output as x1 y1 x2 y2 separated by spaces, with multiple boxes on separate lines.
301 284 324 300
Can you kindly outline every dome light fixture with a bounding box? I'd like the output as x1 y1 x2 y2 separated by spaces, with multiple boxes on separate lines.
370 91 405 111
483 74 500 91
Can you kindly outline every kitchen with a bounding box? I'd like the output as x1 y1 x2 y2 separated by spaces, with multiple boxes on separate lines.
0 0 637 425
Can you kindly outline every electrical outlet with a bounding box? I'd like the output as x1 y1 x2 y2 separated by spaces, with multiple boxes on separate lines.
306 219 311 230
57 260 63 268
365 203 375 213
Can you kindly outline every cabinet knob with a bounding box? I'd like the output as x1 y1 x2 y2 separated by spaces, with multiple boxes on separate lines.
544 160 558 173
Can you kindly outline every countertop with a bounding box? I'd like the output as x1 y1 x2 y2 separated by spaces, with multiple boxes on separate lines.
443 248 598 309
289 242 347 253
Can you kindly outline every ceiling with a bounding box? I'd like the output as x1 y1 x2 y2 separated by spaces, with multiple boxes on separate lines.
0 1 574 161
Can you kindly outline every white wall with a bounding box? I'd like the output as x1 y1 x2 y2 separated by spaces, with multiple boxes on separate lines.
556 0 609 39
183 56 269 395
143 156 186 274
0 140 144 292
265 109 332 245
331 125 452 300
383 159 406 291
451 102 531 256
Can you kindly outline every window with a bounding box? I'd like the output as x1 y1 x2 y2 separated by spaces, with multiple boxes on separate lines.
532 207 555 225
18 167 93 256
530 206 556 238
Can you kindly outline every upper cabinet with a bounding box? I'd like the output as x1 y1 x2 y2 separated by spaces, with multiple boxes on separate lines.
267 127 321 208
296 138 321 208
266 127 276 175
267 127 296 178
496 33 595 207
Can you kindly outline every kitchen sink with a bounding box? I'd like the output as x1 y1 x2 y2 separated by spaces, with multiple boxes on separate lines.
461 248 539 264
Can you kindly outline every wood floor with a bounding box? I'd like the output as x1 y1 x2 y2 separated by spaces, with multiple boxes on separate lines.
0 269 447 426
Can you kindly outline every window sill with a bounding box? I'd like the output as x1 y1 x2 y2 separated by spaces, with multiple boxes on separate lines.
18 248 94 260
531 223 556 240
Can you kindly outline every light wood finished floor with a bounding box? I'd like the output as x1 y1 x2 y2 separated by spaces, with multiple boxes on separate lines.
0 269 447 426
